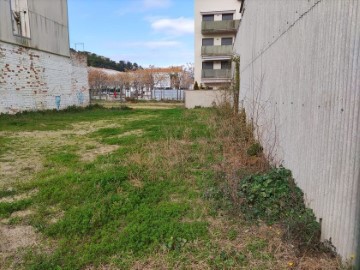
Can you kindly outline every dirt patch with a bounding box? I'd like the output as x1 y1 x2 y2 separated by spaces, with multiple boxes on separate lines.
116 129 144 138
0 189 38 203
0 120 125 187
0 225 38 255
80 144 120 162
129 178 143 188
0 153 43 189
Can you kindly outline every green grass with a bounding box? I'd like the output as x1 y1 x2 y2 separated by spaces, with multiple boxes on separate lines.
0 106 216 269
0 105 340 269
0 136 13 156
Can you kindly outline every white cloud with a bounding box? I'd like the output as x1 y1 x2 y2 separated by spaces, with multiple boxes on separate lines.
143 0 171 9
151 17 194 36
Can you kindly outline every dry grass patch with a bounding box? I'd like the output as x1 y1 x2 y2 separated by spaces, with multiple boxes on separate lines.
81 143 120 162
0 225 38 264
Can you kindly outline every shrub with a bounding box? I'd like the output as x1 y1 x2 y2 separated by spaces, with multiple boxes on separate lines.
193 81 200 90
237 167 322 252
246 143 263 156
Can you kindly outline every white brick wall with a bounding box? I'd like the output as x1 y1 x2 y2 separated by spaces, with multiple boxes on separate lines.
0 42 90 114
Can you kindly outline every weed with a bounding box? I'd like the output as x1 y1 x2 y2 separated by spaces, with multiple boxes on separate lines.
247 142 263 156
0 199 32 218
0 136 13 156
210 249 248 269
237 167 324 253
0 188 16 198
227 229 238 241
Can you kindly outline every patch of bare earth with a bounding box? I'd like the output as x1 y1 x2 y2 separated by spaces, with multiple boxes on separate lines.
0 120 132 187
0 225 38 267
81 144 120 162
0 189 38 203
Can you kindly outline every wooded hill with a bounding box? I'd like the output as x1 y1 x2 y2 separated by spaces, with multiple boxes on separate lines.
71 49 141 71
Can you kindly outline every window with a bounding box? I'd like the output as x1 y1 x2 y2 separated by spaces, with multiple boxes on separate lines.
202 38 214 46
202 62 213 70
10 0 30 38
222 13 233 21
203 14 214 21
221 61 231 70
221 37 233 46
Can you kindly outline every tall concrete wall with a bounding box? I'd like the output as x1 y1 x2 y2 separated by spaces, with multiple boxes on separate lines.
0 0 69 57
234 0 360 262
0 42 89 114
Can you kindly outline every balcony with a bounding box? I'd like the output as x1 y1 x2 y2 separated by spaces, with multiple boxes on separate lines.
201 20 240 34
201 45 233 57
202 69 231 79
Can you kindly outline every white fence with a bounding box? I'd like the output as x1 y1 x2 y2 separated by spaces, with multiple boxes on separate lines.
234 0 360 262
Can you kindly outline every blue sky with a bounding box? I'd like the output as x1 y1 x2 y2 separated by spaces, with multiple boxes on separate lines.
68 0 194 68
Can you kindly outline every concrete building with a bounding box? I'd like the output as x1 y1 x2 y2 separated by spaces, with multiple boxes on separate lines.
0 0 89 114
234 0 360 265
194 0 241 89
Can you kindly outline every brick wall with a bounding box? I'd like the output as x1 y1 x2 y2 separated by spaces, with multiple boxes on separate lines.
0 42 90 114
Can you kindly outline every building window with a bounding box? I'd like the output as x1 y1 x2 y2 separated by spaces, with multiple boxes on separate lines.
10 0 31 38
203 14 214 21
202 38 214 46
202 62 213 70
221 37 233 46
222 13 233 21
221 61 231 70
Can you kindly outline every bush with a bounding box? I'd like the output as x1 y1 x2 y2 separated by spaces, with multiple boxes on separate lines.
194 81 200 90
246 143 263 156
237 167 323 252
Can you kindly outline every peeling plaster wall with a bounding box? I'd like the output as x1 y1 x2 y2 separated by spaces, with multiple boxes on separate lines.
234 0 360 261
0 42 89 114
0 0 70 57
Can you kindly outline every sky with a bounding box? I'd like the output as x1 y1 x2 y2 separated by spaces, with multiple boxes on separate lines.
68 0 194 68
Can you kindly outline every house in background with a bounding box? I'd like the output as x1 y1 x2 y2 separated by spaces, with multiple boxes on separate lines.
0 0 89 114
194 0 241 90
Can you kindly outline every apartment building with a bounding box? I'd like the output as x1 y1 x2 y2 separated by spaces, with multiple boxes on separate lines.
0 0 89 114
194 0 241 89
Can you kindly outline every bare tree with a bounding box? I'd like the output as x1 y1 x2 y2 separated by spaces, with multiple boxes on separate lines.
88 69 108 99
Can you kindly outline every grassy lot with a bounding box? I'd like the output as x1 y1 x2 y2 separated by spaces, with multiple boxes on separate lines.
0 104 341 269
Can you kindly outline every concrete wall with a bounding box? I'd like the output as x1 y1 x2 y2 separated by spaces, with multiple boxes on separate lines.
0 42 89 114
0 0 70 57
234 0 360 262
185 90 230 109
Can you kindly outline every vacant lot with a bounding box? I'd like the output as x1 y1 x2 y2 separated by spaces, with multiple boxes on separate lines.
0 105 340 269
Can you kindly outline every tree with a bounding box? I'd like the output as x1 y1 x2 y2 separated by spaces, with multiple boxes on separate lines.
78 51 141 72
179 63 194 90
194 81 200 90
88 69 108 98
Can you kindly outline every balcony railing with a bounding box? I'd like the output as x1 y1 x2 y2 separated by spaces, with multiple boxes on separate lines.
202 69 231 79
201 20 240 34
201 45 233 57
